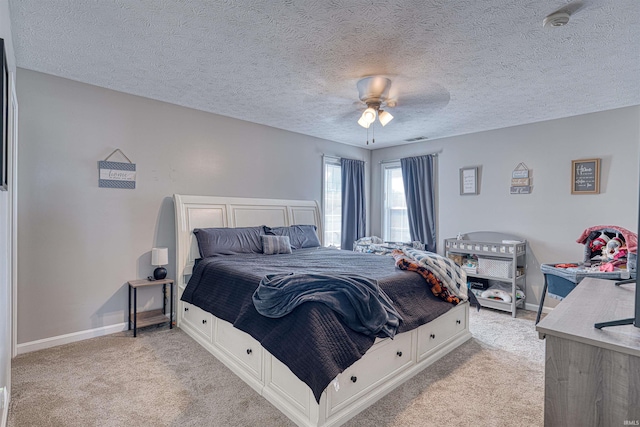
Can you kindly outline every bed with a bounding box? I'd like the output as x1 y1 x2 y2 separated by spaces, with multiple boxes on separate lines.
173 194 471 427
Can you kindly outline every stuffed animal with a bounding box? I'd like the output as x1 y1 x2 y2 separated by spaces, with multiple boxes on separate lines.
590 232 610 253
603 235 627 260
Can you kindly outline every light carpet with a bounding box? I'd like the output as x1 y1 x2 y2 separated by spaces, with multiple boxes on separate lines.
8 308 545 427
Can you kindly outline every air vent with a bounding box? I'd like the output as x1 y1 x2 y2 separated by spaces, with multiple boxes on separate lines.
404 136 429 142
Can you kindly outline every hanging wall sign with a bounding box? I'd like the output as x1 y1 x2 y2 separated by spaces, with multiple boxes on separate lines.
571 158 600 194
98 149 136 189
459 167 478 195
510 162 532 194
510 185 531 194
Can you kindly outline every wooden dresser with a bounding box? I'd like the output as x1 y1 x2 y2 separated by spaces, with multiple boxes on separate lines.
536 277 640 426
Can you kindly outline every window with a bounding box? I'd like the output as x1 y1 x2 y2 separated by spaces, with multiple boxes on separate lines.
382 162 410 242
323 157 341 248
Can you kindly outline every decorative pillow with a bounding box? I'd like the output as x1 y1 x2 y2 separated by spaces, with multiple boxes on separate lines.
193 226 266 257
265 225 321 250
262 235 292 255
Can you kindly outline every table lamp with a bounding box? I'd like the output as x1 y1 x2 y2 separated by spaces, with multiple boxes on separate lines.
151 247 168 280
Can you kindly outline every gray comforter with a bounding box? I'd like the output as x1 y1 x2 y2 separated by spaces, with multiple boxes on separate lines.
253 272 402 338
181 247 454 402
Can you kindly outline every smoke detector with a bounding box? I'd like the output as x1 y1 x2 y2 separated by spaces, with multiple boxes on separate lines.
543 11 570 27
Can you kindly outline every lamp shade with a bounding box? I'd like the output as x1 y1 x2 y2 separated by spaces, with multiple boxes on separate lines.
151 247 168 266
362 107 376 124
357 115 371 128
378 110 393 126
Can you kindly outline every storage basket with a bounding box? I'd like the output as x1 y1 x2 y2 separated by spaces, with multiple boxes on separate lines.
478 257 513 279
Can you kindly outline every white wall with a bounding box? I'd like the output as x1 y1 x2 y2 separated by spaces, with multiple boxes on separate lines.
0 0 16 423
16 69 370 345
371 106 640 310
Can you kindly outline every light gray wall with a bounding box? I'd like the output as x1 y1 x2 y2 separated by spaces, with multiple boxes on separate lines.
0 0 16 416
16 69 370 344
16 66 640 343
371 106 640 310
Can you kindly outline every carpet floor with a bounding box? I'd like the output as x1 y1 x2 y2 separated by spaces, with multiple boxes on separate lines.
8 308 545 427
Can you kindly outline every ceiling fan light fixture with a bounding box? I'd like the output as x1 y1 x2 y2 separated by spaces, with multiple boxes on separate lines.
357 114 371 128
378 110 393 126
362 107 377 124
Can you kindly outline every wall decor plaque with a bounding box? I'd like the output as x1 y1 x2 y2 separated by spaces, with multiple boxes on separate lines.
98 149 136 189
571 158 600 194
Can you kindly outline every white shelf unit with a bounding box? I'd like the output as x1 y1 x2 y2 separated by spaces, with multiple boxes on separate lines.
445 238 526 317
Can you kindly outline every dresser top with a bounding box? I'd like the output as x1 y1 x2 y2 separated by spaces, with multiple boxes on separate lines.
536 277 640 357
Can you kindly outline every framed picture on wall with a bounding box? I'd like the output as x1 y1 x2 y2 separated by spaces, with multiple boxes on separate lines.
571 158 600 194
460 167 478 195
0 38 7 191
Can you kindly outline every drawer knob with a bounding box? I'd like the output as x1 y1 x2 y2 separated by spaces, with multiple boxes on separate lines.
396 351 403 357
350 376 357 383
430 333 436 339
246 348 252 355
456 319 461 324
184 307 189 312
202 319 207 324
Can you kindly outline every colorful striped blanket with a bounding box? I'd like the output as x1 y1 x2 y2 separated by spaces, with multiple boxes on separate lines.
392 248 468 304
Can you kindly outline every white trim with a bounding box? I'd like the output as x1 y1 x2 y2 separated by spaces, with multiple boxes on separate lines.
16 322 128 355
1 386 7 427
10 73 18 359
525 302 553 314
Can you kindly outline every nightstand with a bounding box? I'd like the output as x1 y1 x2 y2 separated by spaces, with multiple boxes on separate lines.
128 278 174 337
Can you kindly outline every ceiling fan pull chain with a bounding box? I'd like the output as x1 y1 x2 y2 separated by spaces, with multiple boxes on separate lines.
366 126 369 145
372 121 375 144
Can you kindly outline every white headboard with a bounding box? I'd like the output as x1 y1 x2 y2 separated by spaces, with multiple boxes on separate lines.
173 194 323 292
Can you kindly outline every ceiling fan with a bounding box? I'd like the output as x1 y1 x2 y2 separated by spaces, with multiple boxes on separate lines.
356 76 395 128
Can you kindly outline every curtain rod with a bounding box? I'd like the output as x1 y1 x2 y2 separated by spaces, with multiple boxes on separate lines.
378 149 442 164
322 154 368 164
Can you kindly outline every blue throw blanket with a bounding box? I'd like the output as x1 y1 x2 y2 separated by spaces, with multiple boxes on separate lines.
253 272 403 338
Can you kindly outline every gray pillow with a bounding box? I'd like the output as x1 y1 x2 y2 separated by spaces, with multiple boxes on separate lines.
262 235 292 255
265 225 321 250
193 226 266 257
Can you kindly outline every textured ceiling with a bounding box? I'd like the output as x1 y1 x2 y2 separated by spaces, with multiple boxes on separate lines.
8 0 640 149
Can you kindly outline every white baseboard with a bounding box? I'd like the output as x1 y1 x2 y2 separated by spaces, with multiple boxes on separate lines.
16 322 128 355
1 386 8 427
525 302 552 314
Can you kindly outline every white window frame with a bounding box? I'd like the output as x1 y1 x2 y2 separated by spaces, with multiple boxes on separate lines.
322 156 342 248
381 161 411 242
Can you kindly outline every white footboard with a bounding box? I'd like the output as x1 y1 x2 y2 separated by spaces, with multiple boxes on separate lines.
178 300 471 427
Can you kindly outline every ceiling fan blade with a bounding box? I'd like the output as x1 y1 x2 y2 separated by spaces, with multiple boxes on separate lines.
387 83 450 113
553 0 585 16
